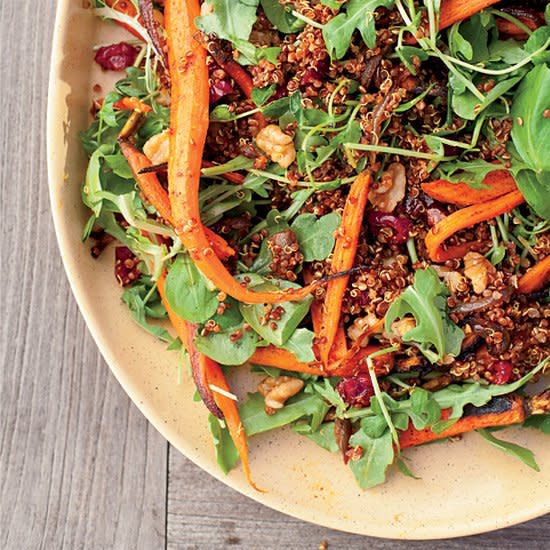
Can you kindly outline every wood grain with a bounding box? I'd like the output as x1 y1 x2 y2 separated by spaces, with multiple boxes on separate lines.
0 2 166 549
1 0 549 548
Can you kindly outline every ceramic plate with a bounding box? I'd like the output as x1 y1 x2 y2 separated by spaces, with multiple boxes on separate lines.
47 0 550 539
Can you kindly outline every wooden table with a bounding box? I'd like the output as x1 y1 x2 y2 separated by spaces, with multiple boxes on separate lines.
1 1 549 548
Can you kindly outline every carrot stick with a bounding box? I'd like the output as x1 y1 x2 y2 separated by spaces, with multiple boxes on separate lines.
304 268 348 361
119 140 235 260
399 395 526 448
166 0 317 304
157 273 222 417
158 274 260 490
517 256 550 294
439 0 501 30
318 172 372 365
113 96 153 113
425 189 525 262
204 358 263 491
421 170 517 206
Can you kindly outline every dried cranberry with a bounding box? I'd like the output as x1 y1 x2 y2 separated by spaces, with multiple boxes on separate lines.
272 85 288 100
336 373 374 408
115 246 141 286
209 79 234 104
300 68 324 86
95 42 139 71
367 209 411 245
488 360 513 385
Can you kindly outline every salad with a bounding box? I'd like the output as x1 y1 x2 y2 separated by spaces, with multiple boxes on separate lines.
82 0 550 490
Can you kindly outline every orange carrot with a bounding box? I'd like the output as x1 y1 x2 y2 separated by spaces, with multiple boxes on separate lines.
303 268 348 361
318 172 372 364
113 96 153 113
425 190 525 262
517 256 550 294
399 395 526 448
158 273 260 489
439 0 501 30
119 140 235 260
421 170 517 206
204 358 263 491
166 0 317 304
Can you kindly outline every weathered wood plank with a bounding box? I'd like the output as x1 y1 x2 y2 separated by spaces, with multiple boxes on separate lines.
0 1 167 549
168 449 550 549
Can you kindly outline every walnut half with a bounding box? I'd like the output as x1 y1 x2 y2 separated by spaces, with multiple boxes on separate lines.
258 376 304 415
255 124 296 168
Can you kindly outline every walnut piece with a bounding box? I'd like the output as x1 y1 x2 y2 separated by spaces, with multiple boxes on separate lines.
463 252 496 294
258 376 304 414
433 265 468 294
255 124 296 168
143 129 169 165
390 317 416 339
368 162 406 212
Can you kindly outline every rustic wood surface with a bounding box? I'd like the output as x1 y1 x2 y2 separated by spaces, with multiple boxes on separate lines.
1 1 549 548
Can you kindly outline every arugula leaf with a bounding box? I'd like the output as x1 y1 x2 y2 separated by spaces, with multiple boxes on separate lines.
477 429 540 471
322 0 394 59
523 414 550 434
164 255 219 323
240 279 312 346
348 428 395 489
251 84 276 106
437 159 505 189
260 0 304 33
385 268 464 363
524 27 550 65
280 328 316 362
208 414 239 474
293 422 339 453
290 212 340 261
514 169 550 221
121 280 174 344
311 378 348 417
511 64 550 172
196 0 260 57
240 391 329 436
194 323 259 365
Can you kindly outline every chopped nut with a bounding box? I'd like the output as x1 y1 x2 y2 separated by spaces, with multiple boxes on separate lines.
258 376 304 413
255 124 296 168
143 129 170 165
368 162 406 213
464 252 496 294
347 313 380 341
433 265 468 294
527 389 550 415
391 317 416 339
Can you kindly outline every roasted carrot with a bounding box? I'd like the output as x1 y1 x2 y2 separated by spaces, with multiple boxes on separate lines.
425 189 525 262
318 172 372 365
250 344 392 378
421 170 517 206
157 273 222 417
439 0 501 30
204 358 263 491
113 96 153 113
303 268 348 361
399 395 526 449
119 140 235 260
517 256 550 294
166 0 316 304
201 160 246 185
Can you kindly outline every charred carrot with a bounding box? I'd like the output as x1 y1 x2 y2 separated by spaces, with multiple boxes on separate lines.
425 189 525 262
517 256 550 294
157 273 222 417
113 96 153 113
439 0 501 30
166 0 316 304
204 358 263 491
318 172 372 365
421 170 517 206
119 141 234 260
399 395 526 448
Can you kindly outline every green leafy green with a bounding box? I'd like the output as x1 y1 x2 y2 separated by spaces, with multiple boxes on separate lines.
260 0 304 33
477 429 540 471
208 414 239 474
290 212 341 261
240 391 329 436
514 170 550 221
385 268 464 363
280 328 316 362
293 421 339 453
195 324 259 365
251 84 276 106
164 256 219 323
239 279 312 346
322 0 394 59
523 413 550 434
